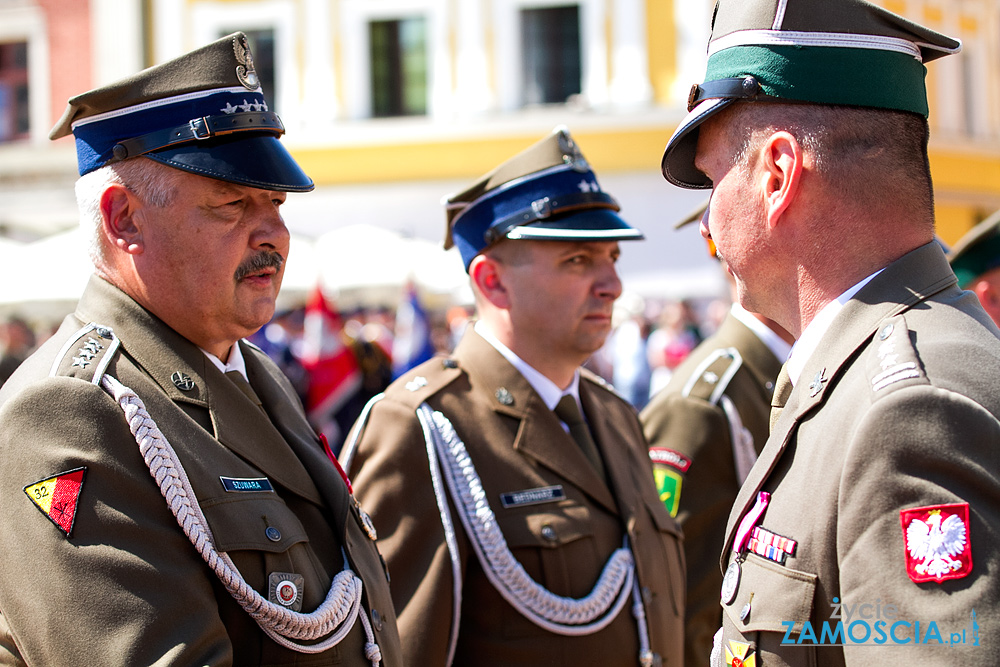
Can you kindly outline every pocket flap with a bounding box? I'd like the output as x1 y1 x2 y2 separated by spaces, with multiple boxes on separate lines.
201 495 309 554
723 553 817 634
498 505 594 549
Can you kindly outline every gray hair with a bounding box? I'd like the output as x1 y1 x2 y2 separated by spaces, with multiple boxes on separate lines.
75 158 179 266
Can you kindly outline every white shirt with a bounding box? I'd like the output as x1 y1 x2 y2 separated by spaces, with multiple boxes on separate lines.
201 341 249 382
786 270 883 386
730 302 792 365
473 320 583 426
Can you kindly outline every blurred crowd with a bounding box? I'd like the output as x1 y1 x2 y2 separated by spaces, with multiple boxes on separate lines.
0 289 728 441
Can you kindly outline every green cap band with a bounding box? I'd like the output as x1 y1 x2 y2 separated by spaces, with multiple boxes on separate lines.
705 44 929 117
951 233 1000 288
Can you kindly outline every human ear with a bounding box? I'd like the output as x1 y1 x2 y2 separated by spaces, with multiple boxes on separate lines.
100 184 144 255
469 254 511 309
760 131 804 229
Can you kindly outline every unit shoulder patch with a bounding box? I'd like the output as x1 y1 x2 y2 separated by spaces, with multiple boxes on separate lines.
900 502 972 583
24 467 87 538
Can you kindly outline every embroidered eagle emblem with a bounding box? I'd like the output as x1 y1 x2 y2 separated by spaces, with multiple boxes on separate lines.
901 503 973 583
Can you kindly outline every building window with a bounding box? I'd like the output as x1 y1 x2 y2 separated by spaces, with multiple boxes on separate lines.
0 41 29 142
369 17 428 117
520 5 581 106
219 28 277 112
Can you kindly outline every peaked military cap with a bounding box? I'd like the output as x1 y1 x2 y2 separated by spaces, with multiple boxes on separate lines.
50 32 313 192
948 210 1000 288
444 127 643 270
661 0 962 189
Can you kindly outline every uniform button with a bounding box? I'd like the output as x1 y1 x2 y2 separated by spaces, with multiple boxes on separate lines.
642 586 653 604
371 608 383 631
265 526 281 542
541 525 557 542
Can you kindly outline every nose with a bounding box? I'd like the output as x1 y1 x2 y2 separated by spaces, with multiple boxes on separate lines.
595 260 623 301
252 193 291 255
699 197 712 241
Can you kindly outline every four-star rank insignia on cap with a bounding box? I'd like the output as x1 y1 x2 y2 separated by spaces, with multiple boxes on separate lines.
24 467 87 538
901 502 973 584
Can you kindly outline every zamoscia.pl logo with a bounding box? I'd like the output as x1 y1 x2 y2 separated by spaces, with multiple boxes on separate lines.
780 598 980 647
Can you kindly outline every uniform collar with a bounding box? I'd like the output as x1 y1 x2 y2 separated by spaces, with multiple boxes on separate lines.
786 269 882 386
473 320 581 411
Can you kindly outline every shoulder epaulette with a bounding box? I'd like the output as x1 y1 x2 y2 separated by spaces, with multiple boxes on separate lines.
580 367 632 405
680 347 743 405
384 356 464 409
48 323 121 386
866 315 928 398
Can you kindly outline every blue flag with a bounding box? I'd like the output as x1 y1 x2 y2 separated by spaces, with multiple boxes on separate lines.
392 283 436 378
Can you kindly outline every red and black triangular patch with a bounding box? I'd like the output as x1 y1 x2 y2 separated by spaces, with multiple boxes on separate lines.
24 467 86 538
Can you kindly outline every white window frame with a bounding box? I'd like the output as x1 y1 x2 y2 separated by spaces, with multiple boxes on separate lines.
0 5 49 145
340 0 449 121
180 2 304 131
493 0 606 111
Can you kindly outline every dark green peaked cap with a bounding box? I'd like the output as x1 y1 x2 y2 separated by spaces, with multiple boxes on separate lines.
661 0 961 189
948 210 1000 288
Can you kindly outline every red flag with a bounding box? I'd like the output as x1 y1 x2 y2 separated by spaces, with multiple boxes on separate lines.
299 286 361 424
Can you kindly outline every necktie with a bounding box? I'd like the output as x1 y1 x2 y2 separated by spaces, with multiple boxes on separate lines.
769 364 793 433
554 395 607 481
226 370 264 410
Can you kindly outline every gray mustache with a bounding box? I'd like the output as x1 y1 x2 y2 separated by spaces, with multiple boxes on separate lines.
234 251 284 281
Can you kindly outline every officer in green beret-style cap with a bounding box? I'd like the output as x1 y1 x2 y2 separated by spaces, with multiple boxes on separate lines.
0 33 402 665
341 127 685 667
948 210 1000 326
661 1 1000 665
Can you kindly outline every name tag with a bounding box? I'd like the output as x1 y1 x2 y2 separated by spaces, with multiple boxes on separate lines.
500 485 565 508
220 476 274 493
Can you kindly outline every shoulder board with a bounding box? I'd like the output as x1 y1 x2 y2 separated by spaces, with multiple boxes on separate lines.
580 367 631 404
680 347 743 405
866 315 928 398
48 323 121 386
384 356 464 409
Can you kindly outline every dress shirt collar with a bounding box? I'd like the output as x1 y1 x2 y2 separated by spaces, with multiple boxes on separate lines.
473 320 581 410
202 341 248 381
730 302 792 365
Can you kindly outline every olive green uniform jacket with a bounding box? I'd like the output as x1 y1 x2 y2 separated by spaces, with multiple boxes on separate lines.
717 243 1000 666
642 312 781 667
0 276 402 666
343 329 685 666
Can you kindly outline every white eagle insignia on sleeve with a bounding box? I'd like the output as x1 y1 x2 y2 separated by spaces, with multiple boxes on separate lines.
901 504 973 583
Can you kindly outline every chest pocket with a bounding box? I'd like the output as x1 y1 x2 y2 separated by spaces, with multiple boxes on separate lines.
724 553 817 634
200 493 309 554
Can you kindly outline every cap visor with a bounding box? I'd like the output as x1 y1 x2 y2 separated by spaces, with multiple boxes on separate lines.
506 209 644 242
147 133 314 192
661 97 733 190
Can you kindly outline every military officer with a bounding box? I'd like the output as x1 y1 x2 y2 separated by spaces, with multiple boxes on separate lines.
948 209 1000 326
641 202 792 667
660 0 1000 665
0 34 401 665
341 127 685 666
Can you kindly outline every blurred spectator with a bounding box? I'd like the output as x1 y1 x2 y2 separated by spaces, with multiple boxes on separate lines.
247 308 309 405
647 300 703 395
608 293 653 409
0 317 36 387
